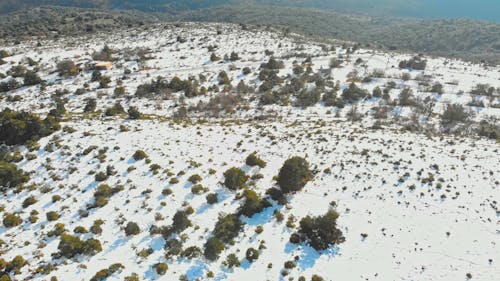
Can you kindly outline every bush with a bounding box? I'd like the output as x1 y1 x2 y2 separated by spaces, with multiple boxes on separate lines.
58 234 100 258
0 108 60 145
295 89 321 108
0 161 29 189
124 222 140 236
22 196 37 208
277 157 312 193
154 263 168 275
245 152 266 168
293 210 344 251
23 70 42 86
261 57 284 69
204 237 224 261
132 150 147 161
398 88 415 106
206 193 218 204
223 167 248 190
104 102 125 116
212 214 244 244
3 213 22 227
46 211 60 221
399 56 426 70
0 79 21 93
84 99 97 113
56 60 79 77
245 247 259 262
188 174 202 184
90 263 124 281
128 106 141 120
238 189 271 218
341 83 368 104
171 210 191 233
225 253 240 268
441 104 471 125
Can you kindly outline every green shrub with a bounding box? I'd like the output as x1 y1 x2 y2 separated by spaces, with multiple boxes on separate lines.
238 189 271 217
277 157 312 193
245 247 259 262
3 213 22 227
341 83 368 103
245 152 266 168
188 174 202 184
154 263 168 275
46 211 60 221
293 210 344 251
206 193 218 204
22 196 37 208
223 167 248 190
132 150 147 161
124 222 140 236
171 210 191 233
58 233 102 258
56 60 79 77
0 161 29 189
0 108 60 145
203 237 224 261
84 99 97 113
128 106 141 120
104 102 125 116
212 214 243 244
225 253 240 268
441 104 471 125
90 263 124 281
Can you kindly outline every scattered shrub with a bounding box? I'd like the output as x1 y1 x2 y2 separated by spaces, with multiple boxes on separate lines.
154 263 168 275
277 157 312 193
3 213 22 227
0 161 29 190
124 222 140 236
245 247 259 262
46 211 60 221
292 210 344 251
238 189 271 217
441 104 471 125
0 108 60 145
206 193 218 204
223 167 248 190
132 150 148 161
245 152 266 168
204 237 224 261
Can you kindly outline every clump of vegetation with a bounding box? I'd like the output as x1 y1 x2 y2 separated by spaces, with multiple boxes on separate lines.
277 157 312 193
399 56 426 70
154 263 168 275
57 233 102 258
204 237 224 261
128 106 141 120
238 189 271 217
132 150 148 161
90 263 124 281
0 108 60 145
204 213 244 260
291 210 344 251
92 184 124 208
3 213 22 227
104 102 125 116
341 83 368 104
245 152 266 168
441 104 471 125
56 60 79 77
206 193 218 204
124 222 140 236
245 247 259 262
0 161 29 190
223 167 248 190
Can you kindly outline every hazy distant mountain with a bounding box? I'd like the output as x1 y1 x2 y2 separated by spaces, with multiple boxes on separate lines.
0 0 499 22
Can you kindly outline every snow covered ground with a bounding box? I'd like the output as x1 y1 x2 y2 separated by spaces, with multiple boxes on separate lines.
0 22 499 281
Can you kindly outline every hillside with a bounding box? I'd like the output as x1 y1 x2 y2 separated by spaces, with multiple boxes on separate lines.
0 23 498 281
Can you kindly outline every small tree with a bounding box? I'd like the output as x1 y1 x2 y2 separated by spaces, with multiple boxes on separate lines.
124 222 140 236
293 210 344 251
245 152 266 168
128 106 141 120
441 104 471 125
204 237 224 261
223 167 248 190
277 157 312 193
57 60 79 77
245 247 259 262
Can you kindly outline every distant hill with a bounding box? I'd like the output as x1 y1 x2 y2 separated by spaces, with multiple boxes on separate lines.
1 0 499 22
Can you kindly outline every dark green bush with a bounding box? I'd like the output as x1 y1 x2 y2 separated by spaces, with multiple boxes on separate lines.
341 83 368 104
124 222 140 236
0 161 29 189
22 196 37 208
128 106 141 120
293 210 344 251
132 150 147 161
154 263 168 275
223 167 248 190
0 108 60 145
212 214 244 244
206 193 218 204
277 157 312 193
238 189 271 217
441 104 471 125
3 213 22 227
57 234 102 258
245 152 266 168
245 247 259 262
203 237 224 261
104 102 125 116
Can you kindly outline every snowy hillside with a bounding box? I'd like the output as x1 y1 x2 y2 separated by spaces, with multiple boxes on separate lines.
0 23 498 281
